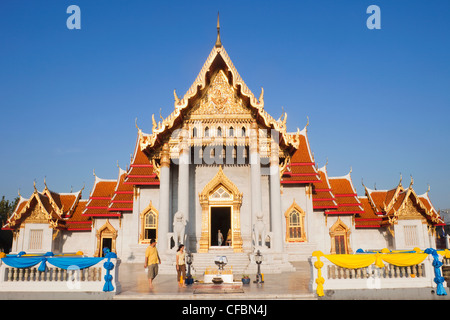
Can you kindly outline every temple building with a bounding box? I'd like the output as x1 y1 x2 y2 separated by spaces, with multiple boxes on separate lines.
2 18 446 274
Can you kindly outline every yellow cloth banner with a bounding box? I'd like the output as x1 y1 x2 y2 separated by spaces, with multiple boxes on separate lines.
324 254 376 269
312 249 449 297
323 252 428 269
381 253 427 267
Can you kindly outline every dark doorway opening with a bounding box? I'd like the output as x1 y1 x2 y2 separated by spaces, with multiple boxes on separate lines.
101 237 112 257
210 206 231 247
145 229 157 242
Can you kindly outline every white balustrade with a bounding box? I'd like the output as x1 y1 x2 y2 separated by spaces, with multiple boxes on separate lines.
0 258 120 293
310 255 439 293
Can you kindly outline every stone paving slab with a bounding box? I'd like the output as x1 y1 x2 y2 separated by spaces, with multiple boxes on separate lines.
114 261 316 300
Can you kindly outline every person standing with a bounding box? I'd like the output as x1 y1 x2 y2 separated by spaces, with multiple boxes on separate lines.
176 244 187 288
217 229 223 246
226 228 232 246
144 239 161 289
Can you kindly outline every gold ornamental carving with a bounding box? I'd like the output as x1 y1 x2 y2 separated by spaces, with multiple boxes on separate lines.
189 70 252 117
397 197 427 222
27 206 48 223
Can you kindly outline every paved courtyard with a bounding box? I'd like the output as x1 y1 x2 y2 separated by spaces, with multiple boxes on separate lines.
114 261 316 300
1 260 449 301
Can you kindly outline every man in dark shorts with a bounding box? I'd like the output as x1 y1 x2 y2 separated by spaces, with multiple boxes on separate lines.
144 239 161 289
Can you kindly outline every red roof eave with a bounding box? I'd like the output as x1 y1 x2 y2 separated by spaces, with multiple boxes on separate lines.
314 205 339 209
355 225 381 229
325 210 363 215
84 213 121 217
281 180 319 184
123 181 160 185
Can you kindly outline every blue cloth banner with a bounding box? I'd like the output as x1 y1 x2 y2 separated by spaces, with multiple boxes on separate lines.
2 257 43 269
425 248 447 296
1 252 117 292
2 255 103 271
47 257 104 270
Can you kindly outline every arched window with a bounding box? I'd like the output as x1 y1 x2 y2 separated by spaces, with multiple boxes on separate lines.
217 126 222 137
284 201 306 242
192 127 198 138
205 127 209 137
229 127 234 137
145 211 157 241
139 202 158 244
329 218 352 254
241 126 246 137
289 211 302 239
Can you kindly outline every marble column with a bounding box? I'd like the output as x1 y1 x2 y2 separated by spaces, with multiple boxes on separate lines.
157 142 170 253
250 122 263 247
177 129 190 242
269 133 283 252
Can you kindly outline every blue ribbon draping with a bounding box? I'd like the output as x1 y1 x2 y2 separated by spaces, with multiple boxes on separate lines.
2 255 103 272
102 252 117 292
425 248 447 296
47 257 104 270
1 252 115 292
2 257 43 269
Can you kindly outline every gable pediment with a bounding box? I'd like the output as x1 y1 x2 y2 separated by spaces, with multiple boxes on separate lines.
397 196 427 222
26 205 49 224
187 70 252 119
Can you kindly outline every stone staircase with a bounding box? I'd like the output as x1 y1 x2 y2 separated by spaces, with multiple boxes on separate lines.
125 245 300 276
191 248 250 277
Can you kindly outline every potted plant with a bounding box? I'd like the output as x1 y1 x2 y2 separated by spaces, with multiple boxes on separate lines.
185 274 194 285
241 274 250 284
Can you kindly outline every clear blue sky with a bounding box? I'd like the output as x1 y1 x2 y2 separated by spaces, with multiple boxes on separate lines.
1 0 449 210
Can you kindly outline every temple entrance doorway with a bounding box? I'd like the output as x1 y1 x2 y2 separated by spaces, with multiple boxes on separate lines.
210 206 231 247
199 167 243 253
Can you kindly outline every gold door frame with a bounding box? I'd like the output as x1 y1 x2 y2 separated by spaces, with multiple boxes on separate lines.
95 220 118 257
199 167 243 253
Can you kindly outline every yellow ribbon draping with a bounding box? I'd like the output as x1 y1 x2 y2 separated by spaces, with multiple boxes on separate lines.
311 248 443 296
381 253 428 267
438 249 450 259
324 254 378 269
325 252 428 269
312 251 325 297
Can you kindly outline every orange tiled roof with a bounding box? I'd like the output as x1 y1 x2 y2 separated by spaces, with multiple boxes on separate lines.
311 167 338 210
282 129 320 184
418 192 444 225
355 197 383 228
326 173 364 215
2 185 88 231
364 181 446 227
83 176 119 217
65 200 92 231
1 196 29 230
125 134 159 186
109 168 133 212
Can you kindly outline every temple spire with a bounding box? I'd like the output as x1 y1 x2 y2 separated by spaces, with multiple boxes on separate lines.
215 12 222 48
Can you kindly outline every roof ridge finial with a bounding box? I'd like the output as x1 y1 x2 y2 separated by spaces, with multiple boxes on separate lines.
215 12 222 48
